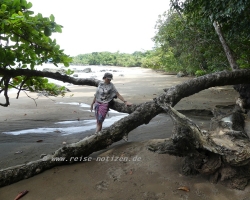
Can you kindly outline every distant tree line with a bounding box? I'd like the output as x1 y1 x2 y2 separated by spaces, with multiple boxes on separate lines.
72 1 250 76
72 51 153 67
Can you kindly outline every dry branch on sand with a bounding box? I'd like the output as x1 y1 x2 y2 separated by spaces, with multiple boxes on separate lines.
1 69 250 189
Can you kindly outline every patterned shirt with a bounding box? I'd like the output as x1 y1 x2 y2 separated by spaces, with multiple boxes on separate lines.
95 82 118 103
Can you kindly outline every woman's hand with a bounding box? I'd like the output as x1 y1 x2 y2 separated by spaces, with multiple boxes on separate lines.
90 103 94 112
124 101 132 106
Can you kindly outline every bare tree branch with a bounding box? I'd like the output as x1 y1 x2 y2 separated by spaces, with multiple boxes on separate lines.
0 68 101 86
0 76 10 107
16 76 29 99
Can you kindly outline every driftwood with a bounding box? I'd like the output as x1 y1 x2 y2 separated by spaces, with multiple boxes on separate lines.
1 69 250 189
148 104 250 190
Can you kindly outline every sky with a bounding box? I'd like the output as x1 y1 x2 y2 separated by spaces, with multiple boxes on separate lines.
30 0 170 56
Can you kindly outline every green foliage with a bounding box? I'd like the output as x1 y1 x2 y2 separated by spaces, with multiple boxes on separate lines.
150 1 250 75
152 11 224 74
140 48 179 72
72 51 150 67
10 76 66 96
0 0 72 96
141 50 162 69
195 70 206 77
168 0 250 72
181 0 250 36
65 68 74 76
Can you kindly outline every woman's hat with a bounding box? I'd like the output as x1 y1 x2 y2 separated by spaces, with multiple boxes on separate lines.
103 72 113 80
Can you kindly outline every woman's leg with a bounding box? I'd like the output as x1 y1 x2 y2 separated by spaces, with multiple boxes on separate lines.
96 122 103 133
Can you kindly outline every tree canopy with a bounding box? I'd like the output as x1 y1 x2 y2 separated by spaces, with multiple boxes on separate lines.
0 0 72 106
146 0 250 75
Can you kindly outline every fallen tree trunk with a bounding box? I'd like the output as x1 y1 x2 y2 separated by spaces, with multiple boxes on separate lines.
1 70 250 188
234 84 250 109
148 103 250 190
0 101 163 187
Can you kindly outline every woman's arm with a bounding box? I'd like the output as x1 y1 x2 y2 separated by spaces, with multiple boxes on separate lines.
91 83 100 111
116 92 126 103
116 92 132 106
90 96 96 112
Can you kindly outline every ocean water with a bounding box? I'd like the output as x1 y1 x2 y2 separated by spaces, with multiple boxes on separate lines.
3 102 128 136
36 64 129 86
2 114 127 136
2 64 131 135
0 64 129 94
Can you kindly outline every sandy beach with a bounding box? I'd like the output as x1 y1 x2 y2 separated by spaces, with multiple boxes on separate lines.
1 65 249 200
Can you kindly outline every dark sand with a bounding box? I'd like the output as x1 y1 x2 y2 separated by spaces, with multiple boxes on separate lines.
1 66 249 200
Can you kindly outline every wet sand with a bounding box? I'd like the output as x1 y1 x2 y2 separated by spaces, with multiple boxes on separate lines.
1 66 248 200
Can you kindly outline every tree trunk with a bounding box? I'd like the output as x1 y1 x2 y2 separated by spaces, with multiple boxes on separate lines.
148 103 250 190
1 70 250 188
212 20 239 70
212 20 250 113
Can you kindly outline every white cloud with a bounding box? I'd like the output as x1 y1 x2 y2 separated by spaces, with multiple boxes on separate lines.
30 0 170 56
